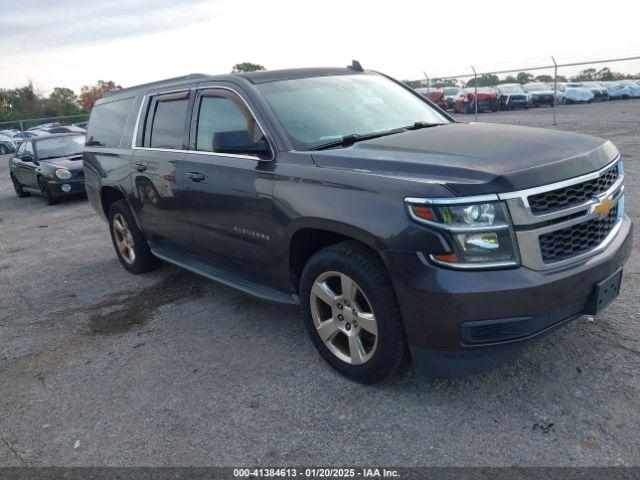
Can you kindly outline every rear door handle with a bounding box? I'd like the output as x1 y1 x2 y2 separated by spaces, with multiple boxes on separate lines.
134 163 147 172
186 172 205 182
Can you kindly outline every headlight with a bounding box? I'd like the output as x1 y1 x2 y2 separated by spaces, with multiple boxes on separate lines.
55 168 72 180
406 197 520 269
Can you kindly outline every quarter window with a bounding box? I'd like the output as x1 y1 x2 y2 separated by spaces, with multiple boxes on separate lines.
86 97 134 147
149 95 188 149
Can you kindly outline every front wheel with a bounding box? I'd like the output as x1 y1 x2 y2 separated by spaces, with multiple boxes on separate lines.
11 173 30 197
0 145 9 155
108 200 160 273
38 177 58 205
300 242 408 384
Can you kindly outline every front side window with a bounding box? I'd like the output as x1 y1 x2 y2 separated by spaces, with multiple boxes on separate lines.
256 73 450 150
148 95 188 149
196 96 252 152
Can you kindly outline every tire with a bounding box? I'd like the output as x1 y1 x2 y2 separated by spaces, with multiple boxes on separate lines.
38 177 58 205
10 173 30 198
108 200 160 274
0 145 8 155
300 241 408 384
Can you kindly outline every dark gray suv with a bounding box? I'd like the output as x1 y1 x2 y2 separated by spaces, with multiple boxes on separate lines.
83 66 632 383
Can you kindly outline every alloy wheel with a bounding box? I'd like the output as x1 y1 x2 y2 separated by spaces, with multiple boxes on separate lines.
112 213 136 265
309 271 378 365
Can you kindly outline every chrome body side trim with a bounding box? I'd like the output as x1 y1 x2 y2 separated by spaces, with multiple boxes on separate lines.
130 85 275 162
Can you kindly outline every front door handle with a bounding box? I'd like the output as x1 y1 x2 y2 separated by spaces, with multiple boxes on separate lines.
134 163 147 172
186 172 205 182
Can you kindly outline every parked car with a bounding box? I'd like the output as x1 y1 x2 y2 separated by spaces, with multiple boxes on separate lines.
522 83 556 107
603 81 630 100
0 129 20 137
27 122 60 131
415 87 447 110
0 133 17 154
579 82 609 101
9 133 86 204
12 131 41 145
494 84 531 110
41 125 87 134
618 80 640 98
557 83 594 104
454 87 498 113
84 67 631 383
441 86 463 109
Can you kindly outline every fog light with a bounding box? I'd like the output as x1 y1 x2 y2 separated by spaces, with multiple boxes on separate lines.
61 184 71 193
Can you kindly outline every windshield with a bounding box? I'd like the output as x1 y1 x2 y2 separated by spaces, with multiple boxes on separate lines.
499 85 525 94
256 74 449 150
37 135 85 159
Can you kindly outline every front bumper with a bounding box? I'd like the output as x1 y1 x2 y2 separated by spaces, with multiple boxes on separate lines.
46 178 86 197
386 216 633 377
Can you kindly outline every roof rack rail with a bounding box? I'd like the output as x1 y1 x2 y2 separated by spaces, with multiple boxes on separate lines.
103 73 210 97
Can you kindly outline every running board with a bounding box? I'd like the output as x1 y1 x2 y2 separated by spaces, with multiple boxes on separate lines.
149 243 299 306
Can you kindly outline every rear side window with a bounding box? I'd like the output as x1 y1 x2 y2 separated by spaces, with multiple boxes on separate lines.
86 97 134 147
196 97 249 151
147 94 189 149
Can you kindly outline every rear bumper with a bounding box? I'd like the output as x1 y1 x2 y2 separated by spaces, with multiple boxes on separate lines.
386 216 633 377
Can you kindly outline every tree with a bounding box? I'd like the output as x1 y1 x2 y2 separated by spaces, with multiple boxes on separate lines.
501 75 518 84
571 68 597 81
231 62 266 73
0 82 44 121
516 72 534 84
430 78 458 87
78 80 122 112
46 87 82 116
466 74 499 87
535 75 554 83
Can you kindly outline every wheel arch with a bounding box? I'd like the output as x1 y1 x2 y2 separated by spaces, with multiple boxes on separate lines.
287 220 390 294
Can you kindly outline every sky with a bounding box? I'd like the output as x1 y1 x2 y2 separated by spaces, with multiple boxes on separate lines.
2 0 640 94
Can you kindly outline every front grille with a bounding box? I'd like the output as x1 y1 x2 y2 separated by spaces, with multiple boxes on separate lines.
528 164 618 214
539 204 618 262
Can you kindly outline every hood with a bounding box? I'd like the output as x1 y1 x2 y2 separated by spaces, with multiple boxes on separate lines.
311 123 617 196
529 90 555 96
44 154 84 170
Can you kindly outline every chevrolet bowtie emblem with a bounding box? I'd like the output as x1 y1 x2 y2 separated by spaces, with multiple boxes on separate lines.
594 196 614 217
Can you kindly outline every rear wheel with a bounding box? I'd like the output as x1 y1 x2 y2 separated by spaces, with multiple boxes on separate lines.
300 242 408 384
108 200 160 273
10 173 30 198
38 177 57 205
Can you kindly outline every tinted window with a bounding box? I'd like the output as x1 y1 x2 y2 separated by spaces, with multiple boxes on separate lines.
150 98 188 149
196 97 250 151
86 97 134 147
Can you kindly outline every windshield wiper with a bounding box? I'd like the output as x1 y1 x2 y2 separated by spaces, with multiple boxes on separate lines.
404 121 444 130
310 127 409 151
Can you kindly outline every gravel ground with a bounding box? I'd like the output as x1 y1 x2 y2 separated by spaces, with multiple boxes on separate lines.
0 100 638 467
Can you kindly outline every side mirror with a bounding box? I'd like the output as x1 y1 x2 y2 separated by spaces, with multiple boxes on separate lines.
212 130 270 159
20 155 33 162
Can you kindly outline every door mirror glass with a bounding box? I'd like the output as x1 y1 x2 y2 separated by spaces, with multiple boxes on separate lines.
212 130 270 158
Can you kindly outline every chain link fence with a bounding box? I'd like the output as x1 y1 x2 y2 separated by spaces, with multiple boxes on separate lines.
417 55 640 124
0 114 90 132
